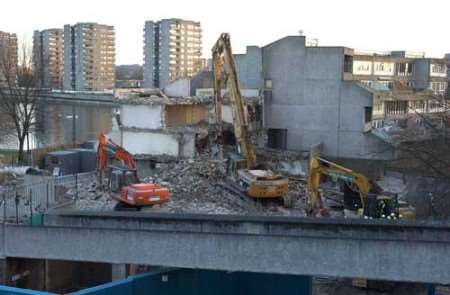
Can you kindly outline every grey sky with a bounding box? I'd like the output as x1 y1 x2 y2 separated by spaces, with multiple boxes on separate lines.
3 0 449 64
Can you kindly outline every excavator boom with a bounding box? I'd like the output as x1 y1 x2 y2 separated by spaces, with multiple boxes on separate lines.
212 33 256 169
307 154 370 214
97 133 139 182
211 33 288 200
306 153 417 220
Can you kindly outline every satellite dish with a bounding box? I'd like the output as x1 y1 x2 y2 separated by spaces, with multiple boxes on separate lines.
298 30 304 36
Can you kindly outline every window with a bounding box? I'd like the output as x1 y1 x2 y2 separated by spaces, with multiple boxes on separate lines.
430 82 447 95
385 101 408 116
431 63 446 74
344 55 353 73
410 100 425 113
396 63 407 76
372 120 384 129
267 129 287 150
407 64 414 75
374 62 394 75
353 61 372 75
364 107 373 124
373 102 383 115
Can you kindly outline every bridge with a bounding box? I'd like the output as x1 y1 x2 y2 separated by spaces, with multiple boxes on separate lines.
38 90 117 107
1 211 449 284
6 89 117 106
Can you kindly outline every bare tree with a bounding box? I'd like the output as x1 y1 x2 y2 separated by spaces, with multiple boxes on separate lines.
391 93 450 177
0 43 40 164
377 86 450 218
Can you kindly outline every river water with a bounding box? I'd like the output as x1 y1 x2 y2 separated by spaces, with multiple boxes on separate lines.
0 102 113 150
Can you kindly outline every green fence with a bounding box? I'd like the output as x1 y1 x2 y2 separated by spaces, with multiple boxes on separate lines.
70 269 312 295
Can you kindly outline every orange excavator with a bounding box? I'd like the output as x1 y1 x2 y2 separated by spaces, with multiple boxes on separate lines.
97 133 169 210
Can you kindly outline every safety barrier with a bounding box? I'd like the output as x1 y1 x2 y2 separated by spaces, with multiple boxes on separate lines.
0 171 96 224
0 285 55 294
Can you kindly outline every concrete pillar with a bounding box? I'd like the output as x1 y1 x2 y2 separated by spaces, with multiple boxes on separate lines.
111 264 127 281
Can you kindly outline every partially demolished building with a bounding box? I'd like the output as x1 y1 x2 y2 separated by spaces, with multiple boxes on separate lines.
109 89 209 158
109 89 263 159
227 36 449 161
114 35 449 164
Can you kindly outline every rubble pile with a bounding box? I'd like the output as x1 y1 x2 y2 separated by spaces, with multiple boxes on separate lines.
141 155 257 215
0 172 18 186
137 153 305 215
68 152 307 216
67 177 115 211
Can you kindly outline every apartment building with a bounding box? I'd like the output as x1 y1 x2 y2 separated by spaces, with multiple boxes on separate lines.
63 23 115 91
33 29 64 89
352 51 449 96
143 18 202 89
228 35 450 163
0 31 18 83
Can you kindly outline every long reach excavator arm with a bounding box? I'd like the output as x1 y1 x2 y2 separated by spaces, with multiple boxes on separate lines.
211 33 288 201
212 33 256 169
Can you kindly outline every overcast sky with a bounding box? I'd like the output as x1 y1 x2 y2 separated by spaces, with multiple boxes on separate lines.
2 0 449 65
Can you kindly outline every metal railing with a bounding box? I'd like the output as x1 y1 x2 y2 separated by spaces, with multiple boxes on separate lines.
0 171 96 224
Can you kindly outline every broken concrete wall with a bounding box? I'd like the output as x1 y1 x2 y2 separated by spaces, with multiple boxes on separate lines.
190 70 214 96
234 46 264 89
179 133 196 158
121 104 163 129
163 78 191 97
195 88 259 98
120 131 179 157
221 105 233 124
190 46 263 95
109 129 196 158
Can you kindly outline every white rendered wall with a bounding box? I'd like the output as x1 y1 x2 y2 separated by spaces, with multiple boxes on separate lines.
121 104 163 129
122 132 179 156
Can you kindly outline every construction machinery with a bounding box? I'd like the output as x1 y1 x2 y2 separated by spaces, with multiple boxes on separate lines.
307 151 415 219
212 33 289 200
96 133 169 210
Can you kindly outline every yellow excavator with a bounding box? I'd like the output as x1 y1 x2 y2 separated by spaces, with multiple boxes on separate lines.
307 151 415 219
212 33 289 200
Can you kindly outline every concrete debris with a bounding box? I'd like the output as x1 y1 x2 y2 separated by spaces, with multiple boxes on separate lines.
67 180 115 211
140 153 306 216
277 161 306 177
69 153 307 216
115 88 211 106
376 171 407 197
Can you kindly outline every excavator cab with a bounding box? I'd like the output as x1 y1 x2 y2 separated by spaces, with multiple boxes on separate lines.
109 166 134 193
363 193 397 218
